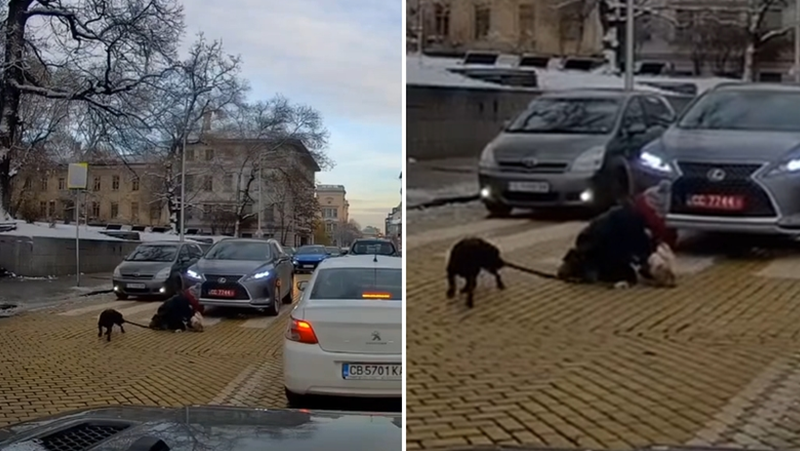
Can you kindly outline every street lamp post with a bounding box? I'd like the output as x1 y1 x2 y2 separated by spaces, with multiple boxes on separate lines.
794 0 800 82
178 133 187 242
257 165 263 237
623 0 635 90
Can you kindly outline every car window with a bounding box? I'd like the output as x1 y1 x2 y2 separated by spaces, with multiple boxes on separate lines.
641 95 674 126
621 97 646 129
271 241 285 256
178 245 191 261
203 241 272 261
296 245 326 255
351 241 395 255
507 97 622 134
188 245 203 258
124 245 178 262
309 268 402 301
678 89 800 132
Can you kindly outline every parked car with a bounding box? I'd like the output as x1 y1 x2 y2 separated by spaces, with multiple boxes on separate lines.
292 245 329 273
112 241 204 300
183 238 294 315
630 83 800 236
348 238 398 256
283 254 402 406
325 246 343 257
284 246 296 257
477 88 676 216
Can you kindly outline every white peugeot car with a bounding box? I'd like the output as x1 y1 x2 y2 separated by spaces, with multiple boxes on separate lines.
283 254 402 405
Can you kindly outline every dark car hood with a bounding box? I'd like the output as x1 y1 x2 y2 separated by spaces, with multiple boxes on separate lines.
659 128 800 162
194 259 266 275
294 253 327 261
0 405 401 451
116 261 173 274
491 132 610 161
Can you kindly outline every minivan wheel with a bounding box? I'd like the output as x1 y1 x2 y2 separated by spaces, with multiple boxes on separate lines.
484 201 512 218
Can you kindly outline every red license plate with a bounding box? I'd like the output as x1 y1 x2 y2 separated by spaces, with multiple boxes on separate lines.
685 194 745 211
208 289 236 297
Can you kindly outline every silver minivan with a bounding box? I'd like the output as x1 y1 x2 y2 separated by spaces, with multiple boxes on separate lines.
112 241 204 300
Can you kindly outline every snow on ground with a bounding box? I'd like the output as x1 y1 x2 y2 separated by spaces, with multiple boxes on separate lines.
407 182 479 208
0 220 223 243
406 54 730 94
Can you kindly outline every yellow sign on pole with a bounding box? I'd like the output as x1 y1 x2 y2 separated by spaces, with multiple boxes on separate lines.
67 163 88 190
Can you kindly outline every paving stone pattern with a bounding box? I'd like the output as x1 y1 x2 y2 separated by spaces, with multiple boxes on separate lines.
0 275 310 427
406 216 800 450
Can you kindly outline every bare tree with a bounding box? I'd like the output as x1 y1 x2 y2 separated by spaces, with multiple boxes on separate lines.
129 33 246 232
213 98 330 237
266 165 319 245
333 219 362 247
0 0 184 220
205 205 237 235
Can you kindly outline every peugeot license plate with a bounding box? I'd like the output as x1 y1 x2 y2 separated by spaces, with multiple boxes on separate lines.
342 363 402 380
508 181 550 193
126 283 145 289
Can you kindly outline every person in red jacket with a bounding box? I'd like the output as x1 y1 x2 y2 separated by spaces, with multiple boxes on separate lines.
632 179 678 249
183 287 205 315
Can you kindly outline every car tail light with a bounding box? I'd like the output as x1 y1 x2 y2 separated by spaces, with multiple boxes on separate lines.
362 292 391 300
286 317 318 344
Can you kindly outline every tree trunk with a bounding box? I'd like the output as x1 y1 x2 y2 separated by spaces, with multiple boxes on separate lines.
742 41 756 81
0 0 32 220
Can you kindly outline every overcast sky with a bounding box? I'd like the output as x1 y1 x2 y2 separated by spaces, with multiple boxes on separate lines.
182 0 402 229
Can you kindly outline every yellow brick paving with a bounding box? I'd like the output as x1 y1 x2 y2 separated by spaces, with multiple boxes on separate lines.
406 217 800 450
0 275 310 427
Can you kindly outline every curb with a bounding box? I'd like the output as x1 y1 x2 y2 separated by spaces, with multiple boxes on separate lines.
81 288 113 297
408 194 480 210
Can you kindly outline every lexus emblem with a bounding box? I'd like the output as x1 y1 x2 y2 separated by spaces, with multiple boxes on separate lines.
218 278 226 284
371 331 382 341
133 273 140 278
522 157 538 168
707 168 726 182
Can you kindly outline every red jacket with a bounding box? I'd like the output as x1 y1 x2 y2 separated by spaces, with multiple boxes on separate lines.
183 289 204 315
633 194 678 249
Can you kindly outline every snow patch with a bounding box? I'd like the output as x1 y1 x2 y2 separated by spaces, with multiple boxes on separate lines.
407 182 479 207
0 220 212 243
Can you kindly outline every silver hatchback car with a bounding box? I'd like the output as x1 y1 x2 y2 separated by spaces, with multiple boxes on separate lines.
112 241 204 300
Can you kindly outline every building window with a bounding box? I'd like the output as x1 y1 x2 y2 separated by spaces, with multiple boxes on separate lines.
132 177 140 191
264 204 275 223
224 174 233 191
111 175 120 191
185 174 195 192
40 177 48 191
23 177 31 189
474 4 491 40
91 202 100 218
186 149 194 161
110 202 119 218
325 222 335 233
519 3 536 44
131 202 139 221
205 148 214 161
93 176 101 191
434 3 450 38
203 176 213 191
322 207 338 219
39 201 47 218
48 200 55 217
150 204 161 222
58 178 66 190
203 204 213 218
559 2 582 40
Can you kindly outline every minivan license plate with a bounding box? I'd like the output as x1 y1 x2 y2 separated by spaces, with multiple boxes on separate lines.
342 363 402 380
509 181 549 193
126 283 145 289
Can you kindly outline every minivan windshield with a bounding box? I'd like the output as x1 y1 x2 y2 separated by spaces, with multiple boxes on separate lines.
124 245 178 262
506 97 622 134
310 268 402 300
296 245 326 255
204 241 271 261
678 90 800 132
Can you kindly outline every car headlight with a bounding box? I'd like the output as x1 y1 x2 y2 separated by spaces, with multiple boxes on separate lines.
154 267 171 281
478 142 497 169
113 267 121 277
186 269 203 281
292 260 298 265
571 146 606 173
768 158 800 176
245 270 270 281
639 151 673 173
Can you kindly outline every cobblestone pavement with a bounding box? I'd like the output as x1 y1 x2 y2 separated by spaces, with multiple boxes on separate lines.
0 273 396 427
406 208 800 450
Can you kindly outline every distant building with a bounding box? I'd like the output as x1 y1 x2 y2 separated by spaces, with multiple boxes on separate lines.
316 184 350 246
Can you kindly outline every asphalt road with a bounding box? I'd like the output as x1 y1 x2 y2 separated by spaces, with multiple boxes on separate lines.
406 202 800 450
0 272 399 428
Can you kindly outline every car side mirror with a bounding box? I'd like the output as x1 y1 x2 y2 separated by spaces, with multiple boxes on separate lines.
296 281 308 291
625 122 647 135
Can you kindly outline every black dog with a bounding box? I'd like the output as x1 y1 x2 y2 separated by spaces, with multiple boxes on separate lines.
97 309 148 342
149 293 195 332
446 237 559 309
558 203 654 287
